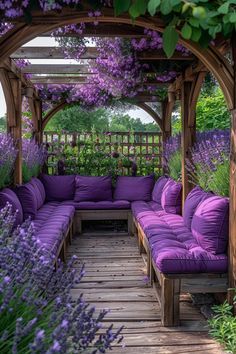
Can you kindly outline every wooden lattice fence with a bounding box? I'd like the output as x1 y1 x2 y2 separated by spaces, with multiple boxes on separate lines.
43 131 163 176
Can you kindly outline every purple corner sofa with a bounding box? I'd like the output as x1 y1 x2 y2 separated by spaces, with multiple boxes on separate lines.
132 176 229 326
0 174 229 327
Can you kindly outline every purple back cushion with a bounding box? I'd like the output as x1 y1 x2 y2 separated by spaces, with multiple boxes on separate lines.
40 174 75 201
31 178 46 205
191 196 229 254
74 176 112 202
0 188 23 226
152 176 169 204
114 175 155 201
161 179 182 214
30 178 45 210
15 182 38 220
184 186 211 230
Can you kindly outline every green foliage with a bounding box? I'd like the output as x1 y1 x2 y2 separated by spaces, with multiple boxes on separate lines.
45 105 110 132
196 87 230 131
168 151 182 181
113 0 236 57
0 116 6 132
45 106 160 133
208 294 236 354
190 159 229 197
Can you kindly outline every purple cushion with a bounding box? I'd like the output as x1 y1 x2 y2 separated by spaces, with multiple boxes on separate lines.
114 175 154 202
31 178 46 207
61 200 130 210
0 188 23 226
161 179 182 214
152 176 169 204
183 186 210 230
74 175 112 202
15 182 38 220
191 196 229 254
40 174 75 202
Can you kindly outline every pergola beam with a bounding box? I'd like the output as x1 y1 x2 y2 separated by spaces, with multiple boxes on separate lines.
11 46 195 61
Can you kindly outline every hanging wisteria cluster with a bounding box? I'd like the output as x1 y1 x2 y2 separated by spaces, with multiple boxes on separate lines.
0 204 123 353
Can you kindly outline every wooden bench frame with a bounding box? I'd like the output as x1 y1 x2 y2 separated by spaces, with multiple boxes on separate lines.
74 209 133 235
133 219 228 326
55 218 74 266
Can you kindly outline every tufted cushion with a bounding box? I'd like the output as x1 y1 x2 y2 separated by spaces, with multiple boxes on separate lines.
74 175 112 202
183 186 210 230
114 175 154 201
152 176 169 204
0 188 23 226
40 174 75 201
15 182 38 220
148 213 228 274
191 196 229 254
62 200 130 210
161 179 182 214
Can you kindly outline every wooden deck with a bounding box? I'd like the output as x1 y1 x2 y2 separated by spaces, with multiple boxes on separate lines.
67 231 223 354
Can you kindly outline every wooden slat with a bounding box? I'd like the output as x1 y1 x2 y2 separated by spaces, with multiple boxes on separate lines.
11 47 195 61
67 231 221 353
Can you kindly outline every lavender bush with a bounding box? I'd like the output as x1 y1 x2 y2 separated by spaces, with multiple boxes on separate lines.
0 133 17 189
163 129 230 196
22 139 47 183
0 204 123 353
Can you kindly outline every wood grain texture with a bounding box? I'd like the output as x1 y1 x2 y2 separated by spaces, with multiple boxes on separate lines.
67 232 223 353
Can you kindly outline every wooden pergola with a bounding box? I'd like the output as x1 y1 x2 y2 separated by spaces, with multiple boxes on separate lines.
0 8 235 303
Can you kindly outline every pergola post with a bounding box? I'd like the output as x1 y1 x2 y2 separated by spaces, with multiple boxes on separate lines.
228 37 236 308
9 75 23 185
24 87 43 143
161 96 173 143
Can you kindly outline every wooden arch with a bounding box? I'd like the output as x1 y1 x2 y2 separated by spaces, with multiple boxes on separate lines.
0 9 233 109
42 101 162 131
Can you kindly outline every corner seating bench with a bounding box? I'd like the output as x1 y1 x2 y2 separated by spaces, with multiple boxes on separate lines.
0 174 229 328
132 178 229 326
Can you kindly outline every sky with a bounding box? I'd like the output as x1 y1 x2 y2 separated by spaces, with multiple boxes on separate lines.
0 37 154 123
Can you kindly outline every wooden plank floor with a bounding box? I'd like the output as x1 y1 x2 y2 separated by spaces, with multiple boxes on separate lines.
67 231 224 354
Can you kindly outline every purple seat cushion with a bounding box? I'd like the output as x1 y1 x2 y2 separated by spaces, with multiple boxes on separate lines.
152 176 169 204
74 175 112 202
191 196 229 254
15 182 38 220
0 188 23 226
131 201 164 222
40 174 75 202
61 200 130 210
183 186 210 230
114 175 155 202
146 213 227 274
161 179 182 214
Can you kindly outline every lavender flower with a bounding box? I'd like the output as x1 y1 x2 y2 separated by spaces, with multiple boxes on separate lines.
0 133 18 188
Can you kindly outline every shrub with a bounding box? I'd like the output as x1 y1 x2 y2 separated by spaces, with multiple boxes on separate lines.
163 134 181 181
0 205 123 353
208 295 236 354
22 139 47 183
0 133 17 188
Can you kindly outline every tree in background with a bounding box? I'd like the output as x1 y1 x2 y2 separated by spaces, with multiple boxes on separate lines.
0 116 6 132
45 105 160 132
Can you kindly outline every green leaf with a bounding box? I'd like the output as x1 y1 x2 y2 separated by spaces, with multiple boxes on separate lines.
218 2 230 15
114 0 131 16
181 22 192 39
182 2 190 13
135 0 148 15
192 6 207 19
191 27 201 42
189 17 200 27
147 0 160 16
160 0 172 15
163 25 179 58
129 3 140 18
229 12 236 23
